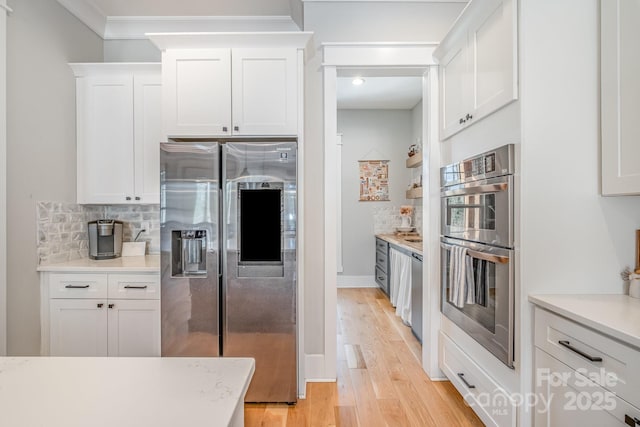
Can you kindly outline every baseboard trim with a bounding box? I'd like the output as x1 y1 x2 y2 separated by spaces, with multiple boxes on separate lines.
336 275 377 288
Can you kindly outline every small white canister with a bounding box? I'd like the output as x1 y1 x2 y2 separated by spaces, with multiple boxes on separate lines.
630 273 640 299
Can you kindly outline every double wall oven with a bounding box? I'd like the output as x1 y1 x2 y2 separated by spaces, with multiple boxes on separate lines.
440 144 515 368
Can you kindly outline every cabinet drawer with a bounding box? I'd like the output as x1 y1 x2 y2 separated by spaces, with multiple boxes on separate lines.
535 348 640 427
107 274 160 300
375 266 387 290
376 238 389 253
535 307 640 409
439 331 516 427
49 274 107 299
375 249 388 272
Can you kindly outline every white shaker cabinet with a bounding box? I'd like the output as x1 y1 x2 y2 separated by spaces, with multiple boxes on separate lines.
601 0 640 195
434 0 517 140
70 63 161 204
43 272 160 357
162 48 298 137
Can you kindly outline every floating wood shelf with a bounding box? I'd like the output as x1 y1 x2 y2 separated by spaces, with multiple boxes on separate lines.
406 152 423 168
406 187 423 199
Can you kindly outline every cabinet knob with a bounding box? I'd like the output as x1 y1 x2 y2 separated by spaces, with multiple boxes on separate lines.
126 196 132 201
97 303 104 308
135 196 141 201
234 126 239 132
222 126 228 132
466 113 473 120
108 303 115 309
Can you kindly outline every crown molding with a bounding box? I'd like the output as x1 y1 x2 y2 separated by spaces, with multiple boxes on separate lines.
104 16 301 40
56 1 302 40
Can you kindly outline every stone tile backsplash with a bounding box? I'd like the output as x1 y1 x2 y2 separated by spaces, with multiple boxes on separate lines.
373 205 423 235
37 202 160 265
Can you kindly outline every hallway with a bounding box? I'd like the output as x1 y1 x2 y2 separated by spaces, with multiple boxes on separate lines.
245 287 483 426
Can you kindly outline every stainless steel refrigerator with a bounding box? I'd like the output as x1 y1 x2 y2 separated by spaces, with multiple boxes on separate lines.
160 139 297 403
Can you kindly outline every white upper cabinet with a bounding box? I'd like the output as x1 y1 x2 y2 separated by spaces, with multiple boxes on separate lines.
232 48 298 136
163 49 232 137
601 0 640 195
71 63 161 204
434 0 518 140
162 48 299 138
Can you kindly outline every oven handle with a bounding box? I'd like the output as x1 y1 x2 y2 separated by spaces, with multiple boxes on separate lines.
441 242 510 264
441 182 508 198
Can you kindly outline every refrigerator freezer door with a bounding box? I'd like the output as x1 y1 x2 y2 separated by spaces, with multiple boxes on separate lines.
160 142 220 357
222 141 297 403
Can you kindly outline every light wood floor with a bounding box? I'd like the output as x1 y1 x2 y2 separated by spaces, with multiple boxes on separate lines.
244 287 484 427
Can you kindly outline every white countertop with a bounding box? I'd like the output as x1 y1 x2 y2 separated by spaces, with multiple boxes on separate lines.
376 233 423 256
529 294 640 350
37 254 160 272
0 357 255 427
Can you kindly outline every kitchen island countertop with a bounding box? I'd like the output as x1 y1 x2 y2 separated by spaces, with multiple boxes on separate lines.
37 254 160 272
0 356 254 427
376 233 423 256
529 293 640 349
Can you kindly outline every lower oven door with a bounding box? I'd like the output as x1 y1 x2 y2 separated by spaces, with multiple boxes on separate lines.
440 236 514 368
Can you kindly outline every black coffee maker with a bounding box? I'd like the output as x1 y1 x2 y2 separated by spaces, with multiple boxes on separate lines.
88 219 123 260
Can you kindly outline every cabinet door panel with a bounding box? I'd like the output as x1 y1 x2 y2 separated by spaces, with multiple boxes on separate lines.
50 299 107 356
77 76 134 204
134 75 162 203
440 40 469 139
232 48 297 135
107 299 160 357
163 49 231 137
602 0 640 195
472 0 515 114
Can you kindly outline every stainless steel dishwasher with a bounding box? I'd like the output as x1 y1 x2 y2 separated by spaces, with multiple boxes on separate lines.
410 252 423 343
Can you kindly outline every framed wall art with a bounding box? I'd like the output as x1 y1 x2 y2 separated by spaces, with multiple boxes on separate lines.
359 160 389 201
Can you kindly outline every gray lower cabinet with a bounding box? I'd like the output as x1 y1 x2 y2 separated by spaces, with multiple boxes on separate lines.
375 237 389 295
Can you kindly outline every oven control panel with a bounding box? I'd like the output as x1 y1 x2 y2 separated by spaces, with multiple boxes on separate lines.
441 144 514 187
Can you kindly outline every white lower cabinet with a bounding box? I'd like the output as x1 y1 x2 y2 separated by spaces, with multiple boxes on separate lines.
439 331 516 426
44 272 160 357
534 306 640 426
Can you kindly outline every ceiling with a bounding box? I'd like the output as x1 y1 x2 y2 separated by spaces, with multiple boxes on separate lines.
337 76 423 110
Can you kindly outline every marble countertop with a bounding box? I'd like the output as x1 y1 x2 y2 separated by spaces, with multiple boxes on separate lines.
529 294 640 350
376 233 423 256
37 254 160 272
0 356 255 427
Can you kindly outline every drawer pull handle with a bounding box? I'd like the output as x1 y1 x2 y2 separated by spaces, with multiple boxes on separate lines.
108 304 115 309
457 373 476 389
624 415 640 426
65 284 90 289
97 303 104 308
124 285 148 289
558 340 603 362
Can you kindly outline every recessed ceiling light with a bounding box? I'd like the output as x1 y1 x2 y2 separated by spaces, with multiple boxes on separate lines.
352 77 365 86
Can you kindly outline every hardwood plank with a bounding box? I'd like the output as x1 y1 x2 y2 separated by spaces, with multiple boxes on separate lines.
335 405 360 427
336 360 357 407
377 398 412 427
349 369 386 427
307 382 337 426
344 344 367 369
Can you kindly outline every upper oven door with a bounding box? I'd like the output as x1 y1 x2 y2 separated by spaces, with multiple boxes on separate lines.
441 175 513 248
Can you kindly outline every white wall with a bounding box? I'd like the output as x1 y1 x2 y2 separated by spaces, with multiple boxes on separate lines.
303 0 464 358
0 4 6 356
337 109 413 276
6 0 103 355
104 40 160 62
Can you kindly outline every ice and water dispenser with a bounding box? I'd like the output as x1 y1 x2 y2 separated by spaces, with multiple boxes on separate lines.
171 230 207 277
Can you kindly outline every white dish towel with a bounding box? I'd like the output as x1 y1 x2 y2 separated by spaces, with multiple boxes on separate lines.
448 245 475 308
